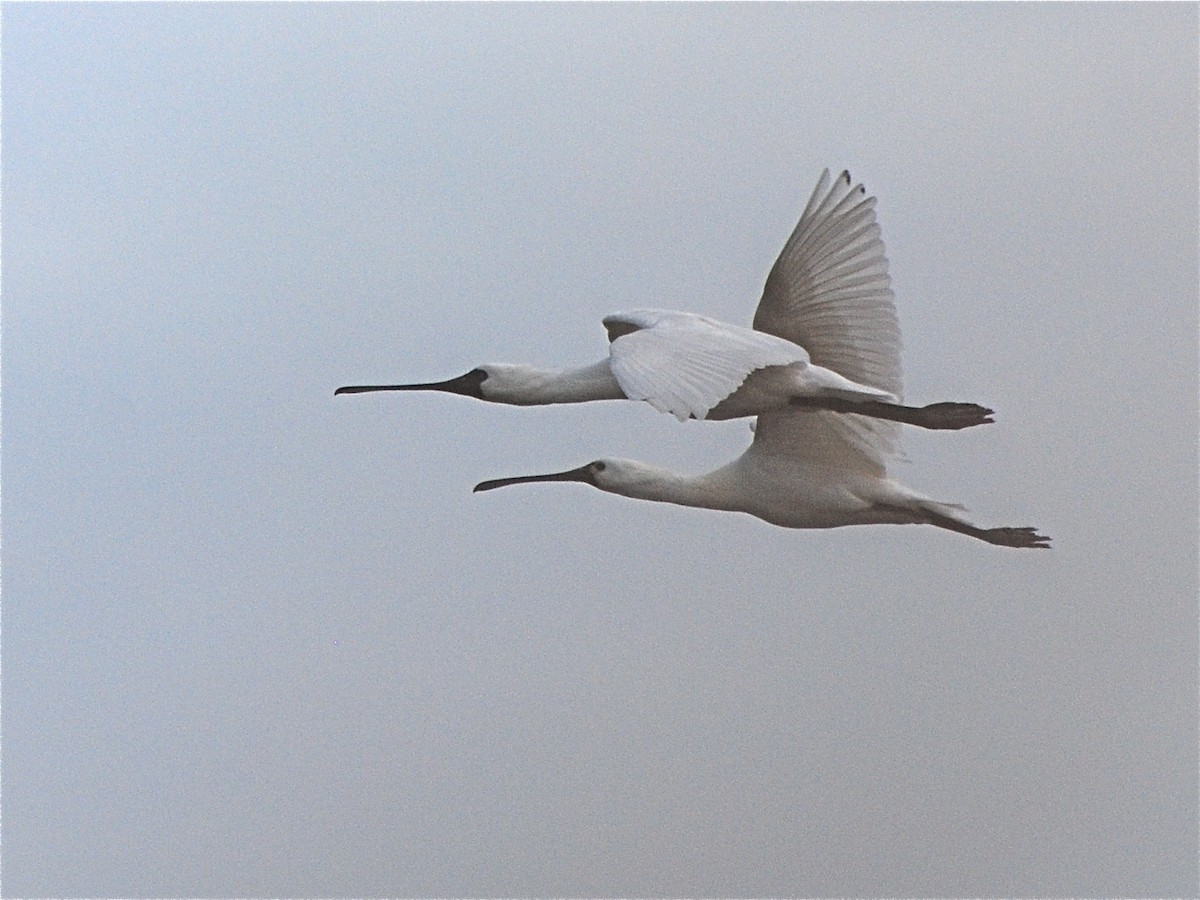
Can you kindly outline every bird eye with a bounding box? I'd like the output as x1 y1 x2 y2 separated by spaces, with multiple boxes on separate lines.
591 461 606 473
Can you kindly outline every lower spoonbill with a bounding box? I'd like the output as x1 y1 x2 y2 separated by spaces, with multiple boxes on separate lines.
336 169 992 432
473 410 1051 548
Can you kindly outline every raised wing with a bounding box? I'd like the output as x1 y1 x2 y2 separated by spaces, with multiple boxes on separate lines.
604 310 806 421
753 169 902 401
753 169 904 463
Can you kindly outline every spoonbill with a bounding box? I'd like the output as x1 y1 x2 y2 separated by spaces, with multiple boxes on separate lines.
473 415 1051 548
337 169 992 432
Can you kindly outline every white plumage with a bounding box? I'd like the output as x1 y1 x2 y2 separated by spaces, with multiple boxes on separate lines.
606 310 815 421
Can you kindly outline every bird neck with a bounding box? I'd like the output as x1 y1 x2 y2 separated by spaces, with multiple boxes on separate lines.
487 360 626 405
604 462 739 513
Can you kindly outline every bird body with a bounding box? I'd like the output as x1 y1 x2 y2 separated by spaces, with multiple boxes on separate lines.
604 309 898 420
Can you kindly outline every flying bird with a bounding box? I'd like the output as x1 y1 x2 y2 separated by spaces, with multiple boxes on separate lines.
473 428 1050 548
337 169 992 432
468 170 1049 548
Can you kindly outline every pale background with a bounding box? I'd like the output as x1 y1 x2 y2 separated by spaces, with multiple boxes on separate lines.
4 4 1197 897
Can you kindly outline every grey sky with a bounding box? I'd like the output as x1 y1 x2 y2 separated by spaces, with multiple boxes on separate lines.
3 3 1197 897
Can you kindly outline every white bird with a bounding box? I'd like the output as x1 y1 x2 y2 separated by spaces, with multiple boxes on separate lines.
337 169 992 432
473 432 1050 548
467 170 1050 549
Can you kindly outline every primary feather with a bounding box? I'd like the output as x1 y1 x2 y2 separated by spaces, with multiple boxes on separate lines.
753 168 904 462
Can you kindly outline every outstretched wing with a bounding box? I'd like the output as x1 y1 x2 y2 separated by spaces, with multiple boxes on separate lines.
604 310 806 421
752 169 904 464
753 169 902 400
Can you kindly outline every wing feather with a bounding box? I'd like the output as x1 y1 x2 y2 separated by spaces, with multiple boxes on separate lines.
753 169 902 401
751 169 904 467
605 310 807 421
750 409 890 478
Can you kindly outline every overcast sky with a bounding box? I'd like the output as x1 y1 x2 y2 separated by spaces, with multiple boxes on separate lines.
4 4 1197 898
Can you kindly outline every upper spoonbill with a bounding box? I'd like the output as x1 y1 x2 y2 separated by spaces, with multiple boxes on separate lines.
337 169 992 431
473 414 1051 548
